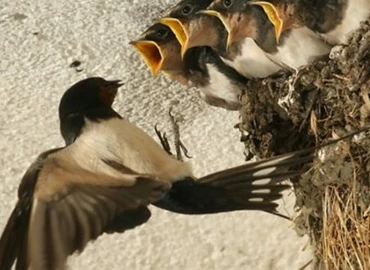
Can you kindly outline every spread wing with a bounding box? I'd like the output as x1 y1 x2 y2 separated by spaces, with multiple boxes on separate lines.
0 148 170 270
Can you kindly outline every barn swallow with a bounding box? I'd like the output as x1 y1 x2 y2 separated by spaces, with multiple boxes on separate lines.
0 78 170 270
313 0 370 44
129 24 188 85
203 0 331 70
159 0 282 78
160 0 227 57
131 23 247 110
247 0 299 43
182 46 249 110
249 0 370 45
0 77 325 269
1 77 369 269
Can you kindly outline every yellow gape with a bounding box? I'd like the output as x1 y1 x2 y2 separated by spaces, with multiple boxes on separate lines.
159 18 188 58
130 40 164 76
250 1 283 43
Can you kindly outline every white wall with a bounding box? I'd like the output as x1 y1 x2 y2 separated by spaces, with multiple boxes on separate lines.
0 0 313 269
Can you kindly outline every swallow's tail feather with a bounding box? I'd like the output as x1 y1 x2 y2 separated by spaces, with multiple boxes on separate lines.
153 148 314 215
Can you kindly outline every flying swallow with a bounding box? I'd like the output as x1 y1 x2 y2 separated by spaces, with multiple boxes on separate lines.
0 77 308 269
2 77 365 269
0 78 171 270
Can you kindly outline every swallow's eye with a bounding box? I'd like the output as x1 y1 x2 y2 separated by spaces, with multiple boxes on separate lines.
223 0 233 8
157 29 168 38
181 5 192 15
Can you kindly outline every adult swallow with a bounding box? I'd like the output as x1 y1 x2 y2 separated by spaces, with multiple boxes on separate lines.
1 77 369 269
0 78 171 270
0 77 319 269
131 23 247 110
249 0 370 45
159 0 282 78
203 0 331 70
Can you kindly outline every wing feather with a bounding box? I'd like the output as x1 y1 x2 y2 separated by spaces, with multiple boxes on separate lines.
27 175 170 270
0 146 171 270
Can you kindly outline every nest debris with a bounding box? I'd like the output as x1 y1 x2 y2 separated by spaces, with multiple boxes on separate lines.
238 20 370 269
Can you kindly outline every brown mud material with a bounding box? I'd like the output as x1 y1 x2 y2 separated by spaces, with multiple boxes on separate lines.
238 20 370 269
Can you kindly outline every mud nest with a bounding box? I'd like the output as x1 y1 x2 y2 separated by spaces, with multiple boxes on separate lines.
238 20 370 269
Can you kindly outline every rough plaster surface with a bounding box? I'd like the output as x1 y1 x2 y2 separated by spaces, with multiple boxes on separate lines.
0 0 313 269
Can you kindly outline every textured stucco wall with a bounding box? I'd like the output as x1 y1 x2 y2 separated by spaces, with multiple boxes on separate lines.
0 0 313 269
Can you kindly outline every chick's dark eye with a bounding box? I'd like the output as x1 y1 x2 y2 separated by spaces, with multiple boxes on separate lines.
223 0 233 8
156 29 168 37
181 5 192 15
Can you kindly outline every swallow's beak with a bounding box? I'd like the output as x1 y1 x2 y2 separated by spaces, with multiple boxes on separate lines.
158 17 189 58
249 1 283 43
197 10 234 49
130 40 164 76
106 80 124 88
101 80 123 106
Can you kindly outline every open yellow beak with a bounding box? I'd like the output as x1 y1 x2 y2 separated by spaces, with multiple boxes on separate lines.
159 17 189 58
197 10 234 49
129 40 164 76
250 1 283 43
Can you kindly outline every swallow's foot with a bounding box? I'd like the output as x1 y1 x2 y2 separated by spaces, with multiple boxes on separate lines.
154 124 173 156
168 108 191 161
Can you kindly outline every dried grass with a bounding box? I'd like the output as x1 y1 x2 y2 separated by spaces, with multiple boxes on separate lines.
320 183 370 269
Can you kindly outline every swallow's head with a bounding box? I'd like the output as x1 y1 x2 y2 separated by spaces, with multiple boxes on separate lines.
201 0 265 48
165 0 213 19
160 0 226 57
58 77 123 144
201 0 249 29
130 23 184 76
249 1 284 42
59 77 123 120
207 0 246 14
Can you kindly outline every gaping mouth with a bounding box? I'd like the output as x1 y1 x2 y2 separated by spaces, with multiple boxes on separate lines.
130 40 164 76
249 1 283 43
159 17 189 57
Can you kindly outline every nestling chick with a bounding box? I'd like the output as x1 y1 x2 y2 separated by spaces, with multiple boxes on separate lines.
160 0 282 78
203 0 331 70
131 23 247 110
249 0 370 44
